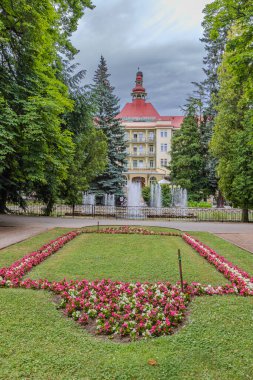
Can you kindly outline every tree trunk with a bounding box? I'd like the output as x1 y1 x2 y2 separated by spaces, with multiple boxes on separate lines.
216 190 225 208
0 188 7 214
242 208 249 223
45 198 54 216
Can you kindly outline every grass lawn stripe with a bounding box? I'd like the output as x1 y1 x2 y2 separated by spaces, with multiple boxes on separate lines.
27 233 227 285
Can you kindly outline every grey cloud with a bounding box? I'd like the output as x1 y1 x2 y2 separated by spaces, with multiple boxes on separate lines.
72 1 206 115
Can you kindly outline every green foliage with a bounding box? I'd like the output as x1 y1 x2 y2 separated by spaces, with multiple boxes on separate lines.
91 56 127 196
161 184 172 207
170 104 205 201
188 201 212 208
0 0 93 212
60 65 107 208
209 4 253 218
142 186 151 205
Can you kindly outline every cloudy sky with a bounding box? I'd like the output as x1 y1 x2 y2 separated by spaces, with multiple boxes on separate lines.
72 0 213 115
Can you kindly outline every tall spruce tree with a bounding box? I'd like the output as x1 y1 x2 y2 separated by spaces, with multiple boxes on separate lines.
60 63 108 210
91 56 127 196
196 5 229 205
170 104 206 201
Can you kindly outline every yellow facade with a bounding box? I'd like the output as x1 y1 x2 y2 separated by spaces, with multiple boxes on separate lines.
122 121 176 186
118 70 183 186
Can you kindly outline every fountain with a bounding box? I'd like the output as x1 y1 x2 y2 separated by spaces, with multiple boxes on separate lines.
126 181 144 218
82 192 96 215
150 183 162 208
83 192 95 205
104 194 115 206
171 186 188 208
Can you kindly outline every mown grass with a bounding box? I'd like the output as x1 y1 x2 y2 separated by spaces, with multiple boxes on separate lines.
0 228 73 268
27 233 227 285
190 232 253 276
0 289 252 380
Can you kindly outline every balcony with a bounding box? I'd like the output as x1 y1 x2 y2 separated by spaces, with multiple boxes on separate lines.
128 151 155 157
125 165 156 171
126 137 156 143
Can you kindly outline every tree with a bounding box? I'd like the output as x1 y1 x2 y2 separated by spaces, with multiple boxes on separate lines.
0 0 93 213
211 22 253 222
169 104 205 201
194 6 230 205
205 0 253 221
60 65 107 210
90 56 127 197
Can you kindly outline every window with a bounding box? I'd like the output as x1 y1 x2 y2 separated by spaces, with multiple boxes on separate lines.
161 159 168 167
149 132 154 141
149 145 154 153
160 130 168 138
133 146 137 153
139 145 144 153
139 160 144 168
149 176 157 185
150 160 154 168
139 132 144 141
133 133 138 140
133 160 138 168
161 143 168 152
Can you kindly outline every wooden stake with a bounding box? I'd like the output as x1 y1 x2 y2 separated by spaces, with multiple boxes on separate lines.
178 249 184 292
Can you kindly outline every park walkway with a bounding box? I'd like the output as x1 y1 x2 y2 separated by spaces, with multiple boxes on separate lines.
216 233 253 254
0 214 253 251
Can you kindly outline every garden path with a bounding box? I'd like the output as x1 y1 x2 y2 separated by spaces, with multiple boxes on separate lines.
0 214 253 249
216 233 253 254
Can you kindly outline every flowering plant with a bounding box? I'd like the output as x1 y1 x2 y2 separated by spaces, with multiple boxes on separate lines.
83 226 181 236
183 234 253 295
0 231 80 282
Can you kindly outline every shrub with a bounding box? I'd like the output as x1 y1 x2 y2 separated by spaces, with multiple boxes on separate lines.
188 201 212 208
142 186 151 206
161 184 172 207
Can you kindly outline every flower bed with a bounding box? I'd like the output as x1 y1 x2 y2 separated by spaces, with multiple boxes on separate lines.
8 277 239 340
0 227 252 341
83 225 181 236
0 231 80 282
183 234 253 295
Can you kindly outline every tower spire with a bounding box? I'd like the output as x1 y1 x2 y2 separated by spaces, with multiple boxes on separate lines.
131 70 147 101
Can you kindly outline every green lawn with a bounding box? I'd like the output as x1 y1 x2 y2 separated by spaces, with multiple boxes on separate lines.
0 228 72 268
27 233 227 285
0 289 252 380
1 227 253 379
190 232 253 276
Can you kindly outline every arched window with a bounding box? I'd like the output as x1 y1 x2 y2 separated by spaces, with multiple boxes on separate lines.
149 176 157 186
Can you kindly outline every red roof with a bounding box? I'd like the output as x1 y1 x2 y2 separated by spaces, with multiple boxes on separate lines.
117 100 183 128
117 99 160 119
117 70 184 128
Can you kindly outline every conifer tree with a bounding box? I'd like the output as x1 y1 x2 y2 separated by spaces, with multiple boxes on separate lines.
59 63 108 210
91 56 127 196
170 104 205 201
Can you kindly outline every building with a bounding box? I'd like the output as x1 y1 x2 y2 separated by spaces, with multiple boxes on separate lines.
117 70 184 187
